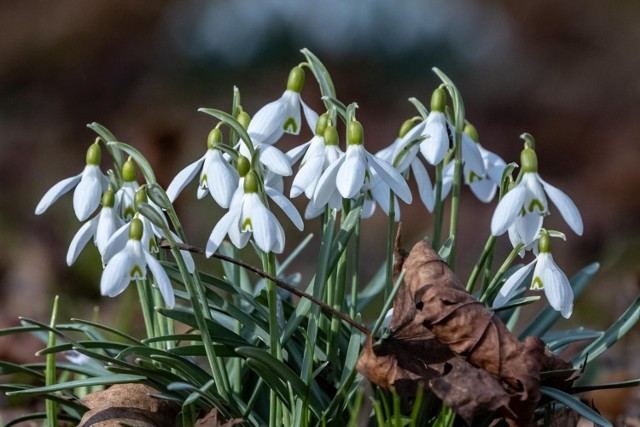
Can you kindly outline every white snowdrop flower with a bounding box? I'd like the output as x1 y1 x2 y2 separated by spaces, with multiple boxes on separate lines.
206 170 302 256
419 88 450 165
166 128 239 208
492 230 574 318
247 66 318 146
35 141 107 222
491 144 583 246
100 218 175 308
313 120 412 210
115 158 140 222
66 188 124 266
441 123 504 203
290 120 344 201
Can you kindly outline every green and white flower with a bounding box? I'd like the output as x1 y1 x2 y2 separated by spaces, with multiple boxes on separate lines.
115 158 140 222
100 218 175 308
492 230 574 318
35 141 107 221
491 144 583 245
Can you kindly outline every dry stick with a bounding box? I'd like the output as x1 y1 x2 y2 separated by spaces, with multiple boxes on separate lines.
159 240 371 336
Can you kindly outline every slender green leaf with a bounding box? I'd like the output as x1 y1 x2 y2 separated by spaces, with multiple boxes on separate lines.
570 379 640 394
301 48 337 110
158 308 249 347
6 374 146 397
70 318 143 344
492 296 541 312
543 328 602 352
541 387 612 427
408 97 429 118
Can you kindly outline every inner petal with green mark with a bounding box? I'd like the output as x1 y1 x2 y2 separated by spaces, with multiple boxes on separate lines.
130 265 145 280
531 276 544 290
283 117 298 133
467 170 482 183
199 174 209 188
242 218 252 231
528 198 544 213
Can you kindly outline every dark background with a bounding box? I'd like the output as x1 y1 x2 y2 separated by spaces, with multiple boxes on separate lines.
0 0 639 420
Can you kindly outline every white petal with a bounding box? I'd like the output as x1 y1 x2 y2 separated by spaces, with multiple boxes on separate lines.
247 195 278 253
66 217 99 266
440 162 454 201
376 138 398 164
366 152 412 204
460 134 486 176
286 139 313 165
166 155 205 202
361 198 376 219
304 198 325 219
271 217 286 254
337 146 366 199
100 250 133 297
95 207 123 256
515 212 543 246
260 145 292 176
469 176 497 203
313 156 345 207
538 254 574 318
392 121 426 172
206 150 239 208
301 99 319 133
265 186 303 231
102 223 130 264
479 146 507 185
282 91 302 135
248 96 287 145
411 159 435 212
420 112 448 165
73 166 103 221
523 173 548 214
206 210 238 257
145 253 175 308
35 174 82 215
492 261 536 308
291 154 323 198
538 175 583 236
491 183 527 236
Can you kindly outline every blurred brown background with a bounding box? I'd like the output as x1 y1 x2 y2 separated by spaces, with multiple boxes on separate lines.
0 0 639 421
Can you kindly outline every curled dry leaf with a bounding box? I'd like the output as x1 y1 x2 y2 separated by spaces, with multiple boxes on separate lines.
356 240 575 426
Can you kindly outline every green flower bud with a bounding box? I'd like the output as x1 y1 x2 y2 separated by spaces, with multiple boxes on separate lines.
86 141 101 166
538 229 550 253
430 87 447 113
347 120 364 146
237 155 251 177
464 122 479 143
102 188 115 208
122 158 137 182
315 113 329 137
243 170 259 193
399 119 416 138
207 128 223 149
237 111 251 130
134 187 147 209
520 148 538 173
286 66 305 93
129 218 144 241
323 124 339 146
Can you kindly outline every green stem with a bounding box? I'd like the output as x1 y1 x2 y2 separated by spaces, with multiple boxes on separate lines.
349 220 361 319
263 251 282 427
136 279 156 341
232 246 242 393
480 243 524 303
466 235 497 293
447 127 463 270
45 296 59 427
432 163 444 250
384 191 395 301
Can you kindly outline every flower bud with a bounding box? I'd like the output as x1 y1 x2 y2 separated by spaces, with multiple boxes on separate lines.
134 187 147 209
207 128 222 149
430 87 446 113
347 120 364 146
315 113 329 137
243 170 259 193
464 122 479 143
538 229 550 253
237 155 251 177
237 111 251 130
520 148 538 173
122 158 137 182
399 119 416 139
129 218 144 241
286 66 305 93
86 141 101 166
323 124 339 146
102 188 115 208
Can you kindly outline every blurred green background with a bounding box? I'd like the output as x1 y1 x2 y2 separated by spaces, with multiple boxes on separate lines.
0 0 639 420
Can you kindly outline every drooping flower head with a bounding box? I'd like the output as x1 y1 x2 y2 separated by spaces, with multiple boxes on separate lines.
491 135 583 246
116 158 140 222
419 87 449 166
35 140 107 221
166 128 239 208
493 229 574 318
100 218 175 308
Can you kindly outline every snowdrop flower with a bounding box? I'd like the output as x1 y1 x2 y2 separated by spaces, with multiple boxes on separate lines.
247 66 318 146
441 123 505 202
313 120 412 209
206 170 303 256
491 141 583 245
66 188 124 265
115 158 139 221
166 128 238 208
492 230 574 318
419 87 450 165
100 218 175 308
35 141 107 221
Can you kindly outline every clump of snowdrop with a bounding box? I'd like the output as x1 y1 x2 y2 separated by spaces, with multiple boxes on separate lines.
35 140 107 221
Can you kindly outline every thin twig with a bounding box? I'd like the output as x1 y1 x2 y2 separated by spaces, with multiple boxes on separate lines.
159 240 370 335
